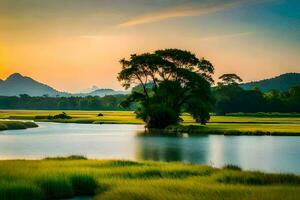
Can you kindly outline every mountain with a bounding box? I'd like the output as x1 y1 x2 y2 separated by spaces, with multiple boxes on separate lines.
0 73 128 97
86 89 128 97
240 73 300 92
79 85 99 93
74 88 128 97
0 73 67 97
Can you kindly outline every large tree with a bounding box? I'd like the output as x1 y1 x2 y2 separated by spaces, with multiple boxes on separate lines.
117 49 215 128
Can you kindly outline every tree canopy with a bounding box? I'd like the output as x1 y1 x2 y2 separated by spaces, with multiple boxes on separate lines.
117 49 215 128
218 74 243 86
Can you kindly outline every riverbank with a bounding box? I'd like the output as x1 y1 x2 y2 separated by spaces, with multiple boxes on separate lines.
0 156 299 200
0 121 38 131
1 110 300 135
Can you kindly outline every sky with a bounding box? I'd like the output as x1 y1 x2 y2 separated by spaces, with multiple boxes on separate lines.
0 0 299 92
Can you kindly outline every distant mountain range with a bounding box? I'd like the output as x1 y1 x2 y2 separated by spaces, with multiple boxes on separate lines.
0 73 67 97
74 89 128 97
0 72 299 97
240 73 300 92
0 73 128 97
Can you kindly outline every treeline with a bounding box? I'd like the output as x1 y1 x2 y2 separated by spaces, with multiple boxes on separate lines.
0 94 129 110
0 86 299 114
214 85 300 115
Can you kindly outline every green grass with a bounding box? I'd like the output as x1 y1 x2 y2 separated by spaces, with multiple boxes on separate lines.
0 157 299 200
0 120 38 131
1 110 300 135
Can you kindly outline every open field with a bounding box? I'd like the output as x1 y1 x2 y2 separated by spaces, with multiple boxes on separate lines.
0 110 300 135
0 157 299 200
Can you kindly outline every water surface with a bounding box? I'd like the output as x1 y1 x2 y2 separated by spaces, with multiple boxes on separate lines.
0 122 299 174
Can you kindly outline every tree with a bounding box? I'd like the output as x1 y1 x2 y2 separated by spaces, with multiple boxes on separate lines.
218 74 243 86
215 74 244 115
118 49 215 128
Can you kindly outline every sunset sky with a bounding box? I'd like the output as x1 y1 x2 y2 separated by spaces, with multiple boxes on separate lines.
0 0 299 92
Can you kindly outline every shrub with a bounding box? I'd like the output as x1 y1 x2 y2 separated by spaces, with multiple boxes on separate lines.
53 112 72 119
222 165 242 171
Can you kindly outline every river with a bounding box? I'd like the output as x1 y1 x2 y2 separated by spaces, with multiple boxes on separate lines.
0 122 299 174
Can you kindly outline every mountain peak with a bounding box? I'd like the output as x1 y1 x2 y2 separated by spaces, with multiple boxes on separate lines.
6 73 24 80
0 72 64 97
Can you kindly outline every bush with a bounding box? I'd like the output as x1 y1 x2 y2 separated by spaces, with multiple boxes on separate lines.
222 164 242 171
53 112 72 119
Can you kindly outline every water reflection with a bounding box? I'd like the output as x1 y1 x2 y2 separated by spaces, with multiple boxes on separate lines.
135 135 209 163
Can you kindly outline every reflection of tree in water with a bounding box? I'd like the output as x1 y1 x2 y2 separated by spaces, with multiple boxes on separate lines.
135 133 209 164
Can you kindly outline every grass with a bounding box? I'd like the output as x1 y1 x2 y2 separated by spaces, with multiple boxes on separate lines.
0 157 299 200
0 110 300 135
0 120 38 131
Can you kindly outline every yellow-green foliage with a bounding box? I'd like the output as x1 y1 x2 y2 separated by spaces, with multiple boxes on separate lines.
0 158 299 200
1 110 300 134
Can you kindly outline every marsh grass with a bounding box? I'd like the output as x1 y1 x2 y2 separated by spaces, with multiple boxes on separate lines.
36 176 74 199
0 121 38 131
0 158 299 200
0 181 44 200
216 171 300 185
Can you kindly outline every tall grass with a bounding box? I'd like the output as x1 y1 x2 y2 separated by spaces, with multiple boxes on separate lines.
0 157 299 200
216 171 300 185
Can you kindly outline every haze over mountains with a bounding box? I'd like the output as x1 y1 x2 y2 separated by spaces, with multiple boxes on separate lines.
0 72 299 97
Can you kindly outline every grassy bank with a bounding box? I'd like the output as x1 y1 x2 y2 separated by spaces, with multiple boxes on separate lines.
0 121 38 131
0 156 299 200
165 124 300 136
1 110 300 135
